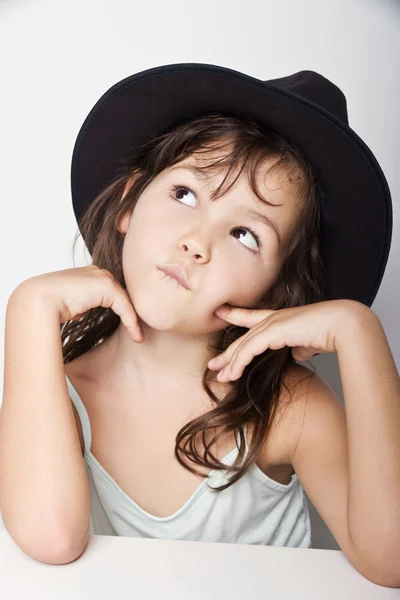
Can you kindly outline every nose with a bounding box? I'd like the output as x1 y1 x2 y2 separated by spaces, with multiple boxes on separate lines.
179 237 211 262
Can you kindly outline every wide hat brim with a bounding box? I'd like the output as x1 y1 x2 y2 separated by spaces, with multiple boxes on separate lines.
71 62 393 308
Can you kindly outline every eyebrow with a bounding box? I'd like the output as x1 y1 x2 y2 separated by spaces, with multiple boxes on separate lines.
167 165 282 248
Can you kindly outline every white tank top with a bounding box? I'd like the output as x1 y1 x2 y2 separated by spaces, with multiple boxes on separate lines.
66 374 311 547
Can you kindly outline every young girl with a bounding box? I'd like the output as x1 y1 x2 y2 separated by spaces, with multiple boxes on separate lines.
1 63 399 586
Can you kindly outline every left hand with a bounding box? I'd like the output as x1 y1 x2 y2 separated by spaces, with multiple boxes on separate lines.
208 299 364 382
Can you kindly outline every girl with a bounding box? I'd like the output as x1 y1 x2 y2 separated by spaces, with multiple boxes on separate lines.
1 63 399 586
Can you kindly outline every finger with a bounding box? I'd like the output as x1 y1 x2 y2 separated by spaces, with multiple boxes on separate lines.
208 329 253 369
291 347 308 362
209 315 273 369
214 305 275 328
292 346 320 362
109 286 144 343
225 327 286 380
117 286 144 342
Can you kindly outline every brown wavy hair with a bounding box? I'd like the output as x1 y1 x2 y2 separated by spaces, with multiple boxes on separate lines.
62 112 329 492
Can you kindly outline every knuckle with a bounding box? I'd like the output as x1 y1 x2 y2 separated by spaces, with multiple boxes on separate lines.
93 266 114 283
91 264 104 274
102 272 118 290
99 267 113 278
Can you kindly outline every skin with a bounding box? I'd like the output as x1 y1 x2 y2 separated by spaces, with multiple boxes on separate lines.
100 152 303 393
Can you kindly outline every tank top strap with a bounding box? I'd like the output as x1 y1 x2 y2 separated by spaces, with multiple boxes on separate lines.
65 374 92 454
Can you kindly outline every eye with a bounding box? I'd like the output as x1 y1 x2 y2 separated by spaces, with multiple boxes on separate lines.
171 184 197 207
170 184 262 254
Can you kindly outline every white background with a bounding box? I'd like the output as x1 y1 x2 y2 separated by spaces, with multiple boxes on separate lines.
0 0 399 550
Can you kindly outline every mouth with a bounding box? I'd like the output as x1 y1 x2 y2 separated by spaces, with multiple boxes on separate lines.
157 265 190 290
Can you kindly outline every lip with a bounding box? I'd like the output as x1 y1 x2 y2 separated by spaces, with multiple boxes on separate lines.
157 264 190 289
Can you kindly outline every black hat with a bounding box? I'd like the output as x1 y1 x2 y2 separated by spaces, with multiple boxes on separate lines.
71 62 393 308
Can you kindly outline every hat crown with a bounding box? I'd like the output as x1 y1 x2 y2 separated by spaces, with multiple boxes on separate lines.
264 70 349 126
71 62 391 309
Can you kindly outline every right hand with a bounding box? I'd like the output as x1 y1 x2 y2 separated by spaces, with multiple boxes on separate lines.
13 265 144 343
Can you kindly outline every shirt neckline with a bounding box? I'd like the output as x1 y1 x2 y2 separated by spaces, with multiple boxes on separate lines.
66 373 248 522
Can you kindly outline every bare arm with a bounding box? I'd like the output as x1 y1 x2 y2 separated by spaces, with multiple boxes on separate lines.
0 284 90 564
336 307 400 566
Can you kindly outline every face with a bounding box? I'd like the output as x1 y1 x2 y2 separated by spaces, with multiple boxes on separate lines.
117 153 302 336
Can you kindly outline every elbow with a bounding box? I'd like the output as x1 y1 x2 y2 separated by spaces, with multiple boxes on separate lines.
375 543 400 588
349 557 400 588
7 521 90 565
37 529 90 565
363 571 400 589
349 542 400 588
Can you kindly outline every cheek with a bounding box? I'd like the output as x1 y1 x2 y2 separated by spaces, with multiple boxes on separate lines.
124 214 165 259
224 264 267 297
220 269 274 312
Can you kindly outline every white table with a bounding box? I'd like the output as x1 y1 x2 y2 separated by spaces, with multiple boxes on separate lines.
1 530 399 598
